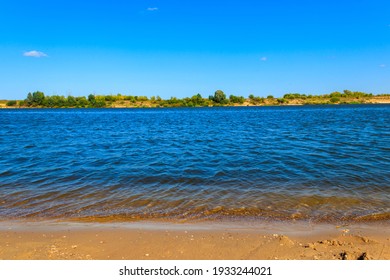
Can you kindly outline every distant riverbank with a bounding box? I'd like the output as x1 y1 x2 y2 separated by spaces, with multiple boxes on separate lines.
1 90 390 108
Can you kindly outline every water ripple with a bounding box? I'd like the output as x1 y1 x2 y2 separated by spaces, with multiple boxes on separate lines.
0 105 389 222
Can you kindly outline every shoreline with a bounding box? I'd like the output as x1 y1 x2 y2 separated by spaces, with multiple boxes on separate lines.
1 220 389 260
2 90 390 108
1 102 390 109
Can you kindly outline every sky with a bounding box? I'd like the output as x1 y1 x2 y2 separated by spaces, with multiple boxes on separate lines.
0 0 389 99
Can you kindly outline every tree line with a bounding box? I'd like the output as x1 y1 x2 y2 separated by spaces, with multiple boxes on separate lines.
5 89 389 108
8 90 245 108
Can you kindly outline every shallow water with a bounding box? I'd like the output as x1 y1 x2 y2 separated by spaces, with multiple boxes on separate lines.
0 105 389 222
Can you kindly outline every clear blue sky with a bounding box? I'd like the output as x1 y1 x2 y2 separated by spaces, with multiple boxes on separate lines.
1 0 389 99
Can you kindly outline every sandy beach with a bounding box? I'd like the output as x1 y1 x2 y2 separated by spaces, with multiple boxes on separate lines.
1 221 389 260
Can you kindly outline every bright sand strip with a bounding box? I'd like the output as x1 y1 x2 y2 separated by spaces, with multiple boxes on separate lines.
0 221 389 260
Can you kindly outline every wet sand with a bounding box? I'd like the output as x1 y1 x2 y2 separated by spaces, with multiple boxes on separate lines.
0 221 389 260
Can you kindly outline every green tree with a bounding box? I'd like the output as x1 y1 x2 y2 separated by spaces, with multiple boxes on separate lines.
93 96 106 108
67 95 77 107
25 92 33 106
210 90 227 104
48 95 66 107
167 97 181 105
45 96 54 107
32 91 45 106
24 91 45 106
76 96 89 107
88 94 96 106
330 91 341 98
191 93 204 106
343 90 352 96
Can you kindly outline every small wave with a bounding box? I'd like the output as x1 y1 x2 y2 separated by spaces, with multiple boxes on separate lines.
0 106 389 223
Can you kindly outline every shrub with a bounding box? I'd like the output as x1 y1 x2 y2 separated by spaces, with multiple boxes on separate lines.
105 95 117 102
191 93 204 106
76 96 89 107
229 94 245 104
138 96 149 102
330 97 340 103
6 100 17 106
330 91 341 98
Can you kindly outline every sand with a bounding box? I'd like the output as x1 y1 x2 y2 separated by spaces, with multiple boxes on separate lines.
0 221 389 260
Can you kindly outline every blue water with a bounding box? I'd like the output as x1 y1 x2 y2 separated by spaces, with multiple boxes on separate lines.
0 105 389 223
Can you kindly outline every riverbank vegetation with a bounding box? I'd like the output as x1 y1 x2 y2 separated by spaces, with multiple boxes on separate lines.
1 90 390 108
